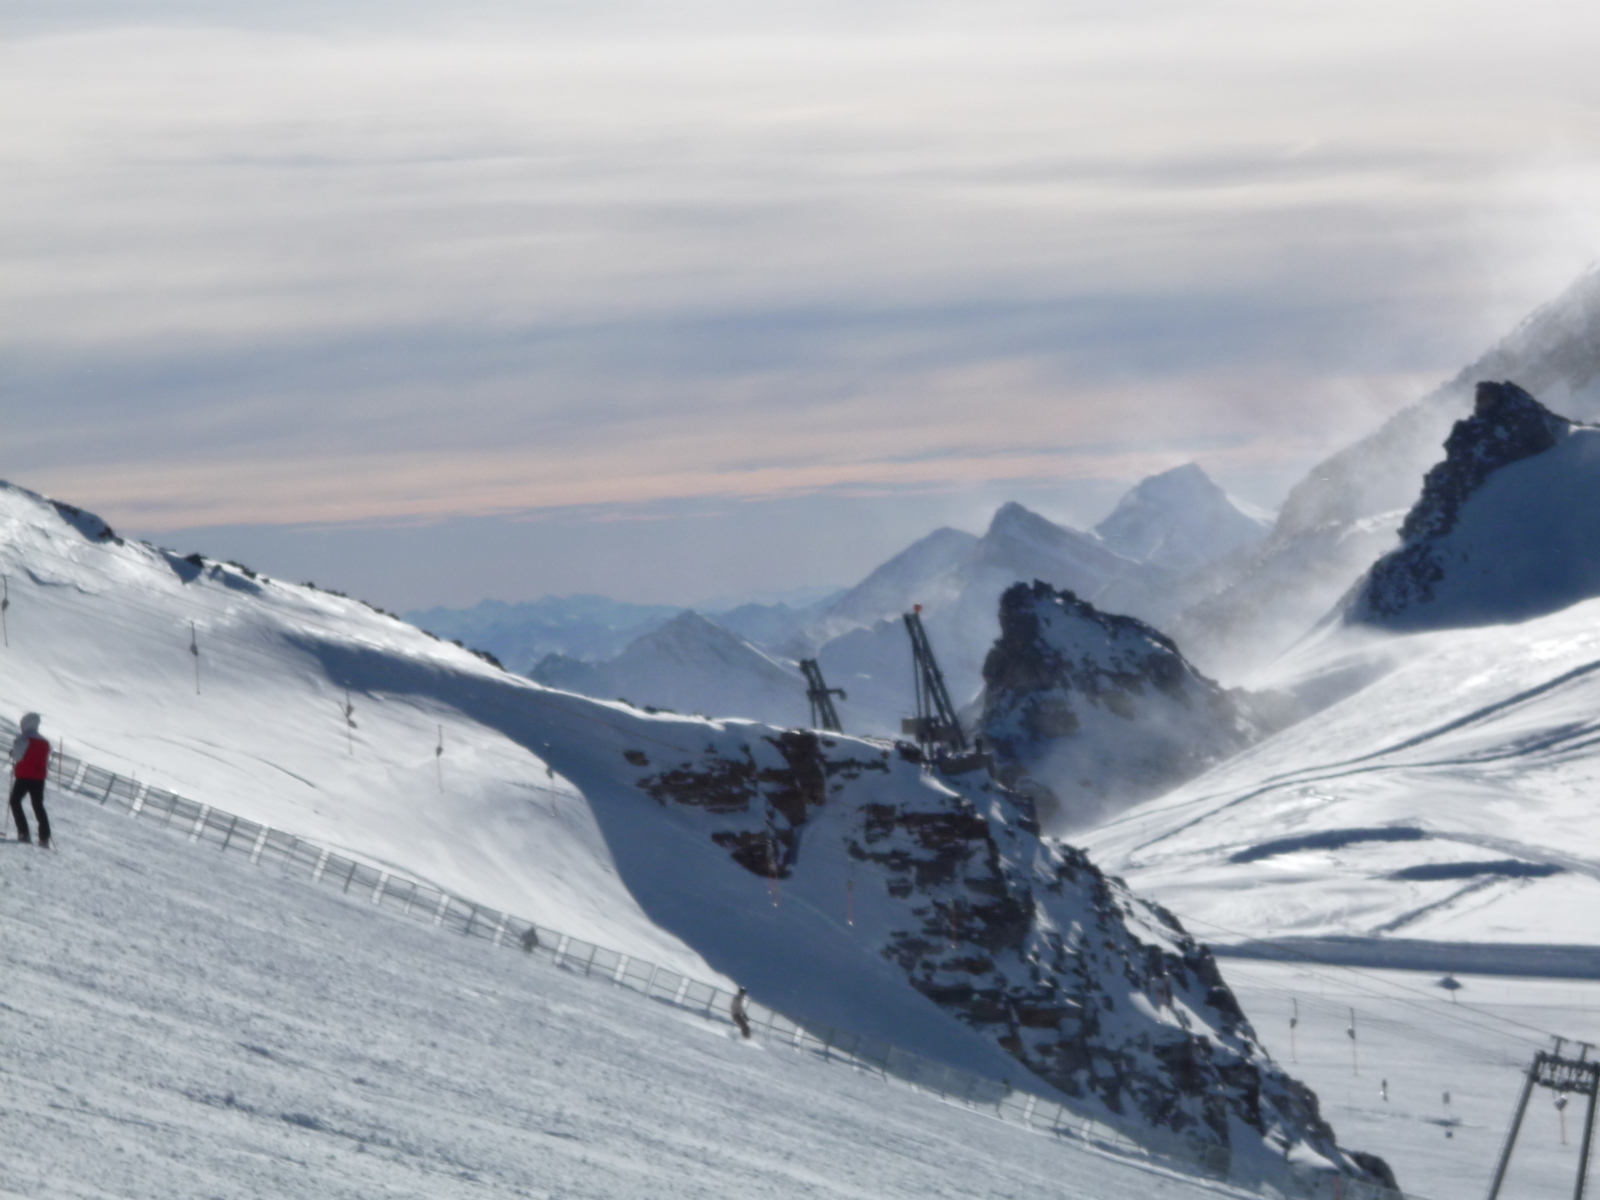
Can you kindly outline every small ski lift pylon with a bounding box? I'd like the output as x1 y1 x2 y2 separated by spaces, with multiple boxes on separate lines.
901 605 966 756
1487 1037 1600 1199
799 658 846 732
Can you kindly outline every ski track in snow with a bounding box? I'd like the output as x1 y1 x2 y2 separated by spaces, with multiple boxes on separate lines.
0 795 1243 1200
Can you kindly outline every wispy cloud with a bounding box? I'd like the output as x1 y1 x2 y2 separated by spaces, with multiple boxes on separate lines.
3 0 1598 545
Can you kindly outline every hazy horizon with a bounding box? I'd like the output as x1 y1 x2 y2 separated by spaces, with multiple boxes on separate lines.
6 0 1598 610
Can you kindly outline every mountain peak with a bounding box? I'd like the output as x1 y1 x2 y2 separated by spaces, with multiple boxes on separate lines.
1095 464 1269 573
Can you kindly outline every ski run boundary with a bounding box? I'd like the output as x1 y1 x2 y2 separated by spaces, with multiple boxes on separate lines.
15 718 1414 1200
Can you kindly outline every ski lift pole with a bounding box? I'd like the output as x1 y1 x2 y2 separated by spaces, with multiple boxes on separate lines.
1347 1008 1359 1076
342 690 355 754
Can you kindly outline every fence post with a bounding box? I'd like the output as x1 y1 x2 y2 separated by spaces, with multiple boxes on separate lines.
249 825 270 863
372 872 390 905
187 804 210 840
218 813 241 852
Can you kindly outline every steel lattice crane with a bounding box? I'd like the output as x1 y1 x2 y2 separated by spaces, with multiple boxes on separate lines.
901 605 967 755
799 658 846 732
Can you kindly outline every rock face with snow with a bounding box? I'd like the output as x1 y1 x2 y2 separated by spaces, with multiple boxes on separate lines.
1171 265 1600 676
980 582 1258 831
1348 381 1600 630
532 610 809 726
606 725 1390 1190
800 504 1169 728
1095 464 1270 574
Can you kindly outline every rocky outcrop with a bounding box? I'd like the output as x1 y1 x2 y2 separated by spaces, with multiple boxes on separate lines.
611 724 1391 1191
980 581 1258 830
1349 382 1586 629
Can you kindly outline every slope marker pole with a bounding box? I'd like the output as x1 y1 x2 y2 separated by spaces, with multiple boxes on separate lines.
341 690 355 754
1347 1007 1359 1076
435 726 444 792
2 575 9 647
189 622 200 694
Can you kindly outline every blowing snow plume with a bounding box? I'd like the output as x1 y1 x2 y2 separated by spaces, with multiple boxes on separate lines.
979 581 1259 832
1348 380 1600 630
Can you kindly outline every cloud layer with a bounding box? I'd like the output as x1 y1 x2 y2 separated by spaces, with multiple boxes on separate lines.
3 0 1599 599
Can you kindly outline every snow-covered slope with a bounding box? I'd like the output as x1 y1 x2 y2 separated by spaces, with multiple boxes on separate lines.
0 483 707 976
530 610 811 727
1081 597 1600 958
407 594 683 673
803 526 980 648
5 792 1263 1200
584 722 1392 1187
1349 382 1600 631
1171 265 1600 678
981 582 1259 833
0 478 1392 1181
1096 464 1271 574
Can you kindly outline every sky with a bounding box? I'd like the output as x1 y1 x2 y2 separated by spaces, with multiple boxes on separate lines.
4 0 1600 610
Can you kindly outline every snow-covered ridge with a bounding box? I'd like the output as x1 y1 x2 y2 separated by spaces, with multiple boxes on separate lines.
1168 266 1600 677
1348 381 1600 630
595 721 1393 1189
1082 593 1600 958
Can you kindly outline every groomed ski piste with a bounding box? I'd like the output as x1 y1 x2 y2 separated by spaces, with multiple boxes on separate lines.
8 750 1598 1199
2 779 1253 1200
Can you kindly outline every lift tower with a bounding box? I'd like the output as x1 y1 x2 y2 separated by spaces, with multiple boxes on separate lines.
1487 1037 1600 1200
901 605 967 755
799 659 846 732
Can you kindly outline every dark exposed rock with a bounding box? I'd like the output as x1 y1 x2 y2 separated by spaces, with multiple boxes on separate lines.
1350 381 1584 628
613 726 1392 1191
979 581 1257 830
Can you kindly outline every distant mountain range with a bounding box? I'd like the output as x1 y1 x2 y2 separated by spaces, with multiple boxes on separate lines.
438 464 1273 739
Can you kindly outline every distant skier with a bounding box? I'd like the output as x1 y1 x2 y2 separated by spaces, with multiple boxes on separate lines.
8 712 52 848
731 987 752 1039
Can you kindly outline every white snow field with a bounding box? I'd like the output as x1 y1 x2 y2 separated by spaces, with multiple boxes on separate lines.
1084 594 1600 955
1 792 1248 1200
1223 959 1600 1200
0 483 713 979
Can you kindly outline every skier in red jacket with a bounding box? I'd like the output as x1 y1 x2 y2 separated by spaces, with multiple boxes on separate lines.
9 712 51 848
